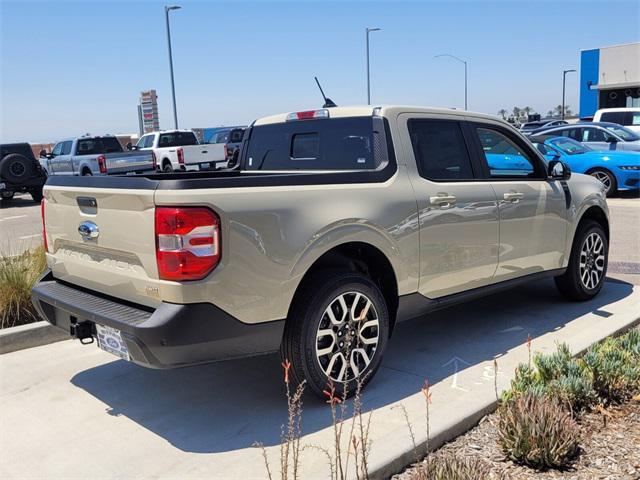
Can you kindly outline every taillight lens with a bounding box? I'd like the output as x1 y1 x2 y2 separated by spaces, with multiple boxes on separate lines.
41 199 48 252
155 207 220 281
177 148 184 165
151 151 157 170
97 155 107 174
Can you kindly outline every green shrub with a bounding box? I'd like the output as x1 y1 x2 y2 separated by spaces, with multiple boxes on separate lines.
582 337 640 404
503 344 596 412
0 247 46 329
410 453 490 480
618 329 640 357
498 394 579 470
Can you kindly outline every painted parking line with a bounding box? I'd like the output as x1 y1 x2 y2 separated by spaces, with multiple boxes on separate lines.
18 234 41 240
0 215 27 221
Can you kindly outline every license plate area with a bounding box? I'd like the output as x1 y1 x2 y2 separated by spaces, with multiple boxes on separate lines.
200 162 210 170
96 324 130 361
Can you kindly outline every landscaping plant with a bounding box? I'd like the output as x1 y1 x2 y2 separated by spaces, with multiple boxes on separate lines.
497 393 580 469
0 246 46 329
410 453 491 480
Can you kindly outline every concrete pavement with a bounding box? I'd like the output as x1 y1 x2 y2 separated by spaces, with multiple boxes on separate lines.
1 278 638 479
0 194 41 255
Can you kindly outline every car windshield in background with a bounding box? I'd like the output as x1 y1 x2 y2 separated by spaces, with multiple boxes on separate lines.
244 117 384 171
604 125 640 141
158 132 198 147
76 137 123 155
548 137 590 155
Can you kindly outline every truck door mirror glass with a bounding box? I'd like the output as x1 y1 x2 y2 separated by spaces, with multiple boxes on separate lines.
39 149 47 158
548 159 571 180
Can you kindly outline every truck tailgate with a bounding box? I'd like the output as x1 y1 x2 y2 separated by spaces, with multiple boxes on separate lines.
106 151 155 174
44 185 160 307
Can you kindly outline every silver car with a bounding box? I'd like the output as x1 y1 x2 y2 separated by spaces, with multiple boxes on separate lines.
533 122 640 152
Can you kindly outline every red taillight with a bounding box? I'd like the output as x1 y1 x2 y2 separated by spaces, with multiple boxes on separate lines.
151 151 157 170
224 144 228 160
41 199 48 252
177 148 184 165
155 207 220 281
97 155 107 174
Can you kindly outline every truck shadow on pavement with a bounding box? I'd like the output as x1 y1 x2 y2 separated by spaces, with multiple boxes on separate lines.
71 278 634 454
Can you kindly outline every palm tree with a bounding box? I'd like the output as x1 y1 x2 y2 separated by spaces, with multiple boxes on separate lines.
497 109 508 119
546 110 554 119
522 106 533 120
554 105 573 118
512 107 521 119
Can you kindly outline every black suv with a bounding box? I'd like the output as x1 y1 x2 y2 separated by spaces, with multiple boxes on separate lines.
0 143 47 203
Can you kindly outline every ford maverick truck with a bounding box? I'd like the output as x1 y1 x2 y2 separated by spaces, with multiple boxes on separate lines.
32 106 610 398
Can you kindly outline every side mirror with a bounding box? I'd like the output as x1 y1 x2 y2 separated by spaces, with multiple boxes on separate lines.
39 149 47 158
548 159 571 180
605 136 618 143
126 142 133 151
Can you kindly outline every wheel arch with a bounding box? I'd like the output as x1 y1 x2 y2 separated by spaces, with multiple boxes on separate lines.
286 241 400 336
578 205 609 240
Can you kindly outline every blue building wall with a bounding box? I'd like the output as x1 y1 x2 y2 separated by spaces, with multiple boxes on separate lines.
580 49 600 118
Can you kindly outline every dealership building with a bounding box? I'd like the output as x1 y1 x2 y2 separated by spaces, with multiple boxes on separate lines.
580 42 640 118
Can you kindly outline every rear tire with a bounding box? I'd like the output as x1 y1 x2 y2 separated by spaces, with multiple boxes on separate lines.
555 220 608 301
163 161 173 173
81 169 92 176
1 190 15 202
589 168 617 197
281 270 389 399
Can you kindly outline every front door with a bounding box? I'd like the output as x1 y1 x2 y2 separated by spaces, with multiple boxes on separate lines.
399 114 499 298
468 122 568 282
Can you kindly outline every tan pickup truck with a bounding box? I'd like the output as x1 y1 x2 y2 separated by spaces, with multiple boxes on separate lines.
32 106 610 398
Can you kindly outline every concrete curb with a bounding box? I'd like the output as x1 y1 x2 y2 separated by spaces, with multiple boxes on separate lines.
0 321 68 354
368 310 640 480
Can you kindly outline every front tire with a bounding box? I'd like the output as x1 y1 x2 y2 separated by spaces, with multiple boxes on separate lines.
30 188 43 203
555 220 608 301
589 168 617 197
281 270 389 399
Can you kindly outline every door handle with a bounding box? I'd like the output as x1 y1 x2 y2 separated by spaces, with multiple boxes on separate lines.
202 150 208 154
503 192 524 203
429 194 457 207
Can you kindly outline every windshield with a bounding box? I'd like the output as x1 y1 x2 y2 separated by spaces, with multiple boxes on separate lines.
604 125 640 141
547 137 590 155
76 137 123 155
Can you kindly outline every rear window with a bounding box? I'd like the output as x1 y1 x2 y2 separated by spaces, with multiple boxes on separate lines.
158 131 198 148
76 137 123 155
244 117 386 170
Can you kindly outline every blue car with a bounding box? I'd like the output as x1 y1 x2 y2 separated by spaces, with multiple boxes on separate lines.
530 136 640 196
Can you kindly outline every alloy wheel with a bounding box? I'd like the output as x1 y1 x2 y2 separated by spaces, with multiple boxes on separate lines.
580 232 605 290
590 170 612 193
315 291 380 382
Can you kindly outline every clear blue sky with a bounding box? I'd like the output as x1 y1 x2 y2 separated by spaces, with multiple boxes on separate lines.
1 0 639 142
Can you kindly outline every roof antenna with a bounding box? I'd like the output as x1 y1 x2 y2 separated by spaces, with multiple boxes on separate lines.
315 76 337 108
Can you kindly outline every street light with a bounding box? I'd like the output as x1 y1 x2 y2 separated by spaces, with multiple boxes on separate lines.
366 27 380 105
562 69 577 120
435 53 468 110
165 5 181 129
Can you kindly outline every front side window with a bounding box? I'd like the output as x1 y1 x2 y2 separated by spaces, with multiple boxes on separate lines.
583 128 609 142
61 141 72 155
245 117 383 171
51 143 63 156
631 113 640 126
476 128 536 178
408 120 474 181
548 137 590 155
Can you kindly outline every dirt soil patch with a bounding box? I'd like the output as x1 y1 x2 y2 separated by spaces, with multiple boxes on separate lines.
394 400 640 480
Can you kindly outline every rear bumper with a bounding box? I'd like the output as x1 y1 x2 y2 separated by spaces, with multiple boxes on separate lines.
31 271 285 368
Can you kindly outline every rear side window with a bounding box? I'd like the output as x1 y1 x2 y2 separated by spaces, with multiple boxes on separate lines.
599 112 627 125
158 132 198 147
407 120 474 181
244 117 385 170
76 137 123 155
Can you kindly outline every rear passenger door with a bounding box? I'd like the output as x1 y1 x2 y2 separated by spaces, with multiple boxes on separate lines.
468 122 567 282
399 114 499 298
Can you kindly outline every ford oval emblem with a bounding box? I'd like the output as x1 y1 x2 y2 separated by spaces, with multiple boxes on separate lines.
78 221 99 239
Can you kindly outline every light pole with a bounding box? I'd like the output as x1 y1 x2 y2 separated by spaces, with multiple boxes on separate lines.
562 69 576 120
366 27 380 105
165 5 181 129
435 53 468 110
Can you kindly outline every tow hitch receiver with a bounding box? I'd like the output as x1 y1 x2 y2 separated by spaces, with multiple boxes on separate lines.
70 318 94 344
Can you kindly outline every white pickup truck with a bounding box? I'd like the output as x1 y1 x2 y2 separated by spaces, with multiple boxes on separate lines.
134 130 227 172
